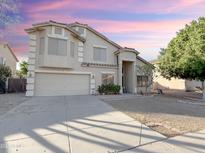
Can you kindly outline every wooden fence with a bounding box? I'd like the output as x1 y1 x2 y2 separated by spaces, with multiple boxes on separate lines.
7 78 26 93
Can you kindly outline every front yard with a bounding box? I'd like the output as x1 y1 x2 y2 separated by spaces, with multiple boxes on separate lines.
103 92 205 137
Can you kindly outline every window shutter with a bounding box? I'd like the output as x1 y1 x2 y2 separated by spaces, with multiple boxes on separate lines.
70 41 75 57
39 37 45 55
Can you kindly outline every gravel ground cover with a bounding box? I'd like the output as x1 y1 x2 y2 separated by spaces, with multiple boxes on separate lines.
103 94 205 137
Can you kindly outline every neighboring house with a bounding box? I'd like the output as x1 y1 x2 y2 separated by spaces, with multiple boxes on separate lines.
152 60 202 91
0 43 18 76
25 20 153 96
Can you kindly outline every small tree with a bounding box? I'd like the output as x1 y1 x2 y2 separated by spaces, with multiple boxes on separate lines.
158 17 205 100
136 64 155 94
16 61 28 78
0 65 12 82
0 65 11 93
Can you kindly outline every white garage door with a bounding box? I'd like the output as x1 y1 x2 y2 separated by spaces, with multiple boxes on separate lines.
35 73 90 96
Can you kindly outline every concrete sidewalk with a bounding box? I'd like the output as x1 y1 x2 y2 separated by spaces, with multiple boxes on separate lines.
0 95 165 152
124 130 205 153
0 95 204 152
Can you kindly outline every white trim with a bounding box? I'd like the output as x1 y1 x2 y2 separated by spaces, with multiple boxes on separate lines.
28 65 35 71
78 46 83 52
29 35 36 40
51 25 55 34
91 84 95 89
47 34 68 40
27 78 34 84
29 40 36 46
93 45 107 49
35 70 92 75
90 79 95 84
28 58 35 65
101 71 115 74
26 84 34 90
28 52 36 58
78 42 83 46
78 57 83 62
26 91 34 96
62 28 65 36
29 46 36 52
78 52 83 57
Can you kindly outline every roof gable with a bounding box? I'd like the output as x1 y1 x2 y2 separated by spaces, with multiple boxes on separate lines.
0 43 18 62
68 22 122 49
25 20 85 42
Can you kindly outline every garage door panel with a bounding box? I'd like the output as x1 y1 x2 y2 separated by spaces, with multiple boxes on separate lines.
35 73 90 96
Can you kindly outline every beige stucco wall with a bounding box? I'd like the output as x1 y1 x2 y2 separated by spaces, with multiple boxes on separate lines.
136 58 152 93
0 44 17 76
153 76 185 90
33 25 119 94
29 24 152 96
153 73 203 91
185 80 202 91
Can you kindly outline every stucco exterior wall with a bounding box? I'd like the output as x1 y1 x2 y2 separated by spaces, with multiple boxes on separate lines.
185 80 202 91
83 29 118 65
153 74 186 90
0 44 17 76
136 58 152 93
32 25 119 94
27 23 153 96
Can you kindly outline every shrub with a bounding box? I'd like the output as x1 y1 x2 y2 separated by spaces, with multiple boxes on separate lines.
0 65 11 82
98 84 121 95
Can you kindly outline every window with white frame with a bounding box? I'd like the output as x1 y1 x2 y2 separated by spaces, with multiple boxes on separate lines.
70 41 75 57
78 27 84 35
0 57 6 65
137 75 148 87
39 37 45 55
48 37 67 56
54 26 63 35
102 74 114 85
93 47 106 62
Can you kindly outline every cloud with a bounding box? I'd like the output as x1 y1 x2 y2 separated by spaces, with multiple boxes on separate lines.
5 0 205 62
24 0 205 15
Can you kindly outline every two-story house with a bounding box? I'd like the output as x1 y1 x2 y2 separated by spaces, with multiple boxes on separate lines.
0 43 18 76
25 20 153 96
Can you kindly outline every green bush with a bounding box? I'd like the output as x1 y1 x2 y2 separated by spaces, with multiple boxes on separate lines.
0 65 11 82
98 84 121 95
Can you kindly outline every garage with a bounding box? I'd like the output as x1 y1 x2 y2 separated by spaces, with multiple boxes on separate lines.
34 73 90 96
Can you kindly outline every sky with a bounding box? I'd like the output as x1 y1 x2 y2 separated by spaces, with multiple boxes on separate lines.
1 0 205 62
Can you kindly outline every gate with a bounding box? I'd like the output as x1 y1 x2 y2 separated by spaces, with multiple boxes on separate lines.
7 78 26 93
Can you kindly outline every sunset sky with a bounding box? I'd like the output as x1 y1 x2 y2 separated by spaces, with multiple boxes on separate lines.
1 0 205 62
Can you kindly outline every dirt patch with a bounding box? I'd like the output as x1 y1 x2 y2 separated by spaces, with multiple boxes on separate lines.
104 95 205 137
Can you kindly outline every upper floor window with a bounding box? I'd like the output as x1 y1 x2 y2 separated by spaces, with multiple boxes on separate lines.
48 37 67 56
39 37 45 55
70 41 75 58
0 57 6 65
102 74 114 85
93 47 106 62
78 27 84 35
137 75 148 87
54 26 63 35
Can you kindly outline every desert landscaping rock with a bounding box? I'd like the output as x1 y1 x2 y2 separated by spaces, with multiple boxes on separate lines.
104 95 205 137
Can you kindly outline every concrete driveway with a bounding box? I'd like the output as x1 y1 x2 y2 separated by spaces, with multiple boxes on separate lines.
0 95 165 153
